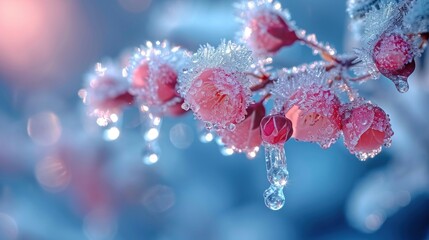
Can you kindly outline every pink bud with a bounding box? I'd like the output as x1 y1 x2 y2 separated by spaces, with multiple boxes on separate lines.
218 103 265 152
132 62 179 104
87 76 134 112
373 33 415 91
341 102 393 159
247 10 297 55
285 85 342 148
184 68 249 126
260 114 293 145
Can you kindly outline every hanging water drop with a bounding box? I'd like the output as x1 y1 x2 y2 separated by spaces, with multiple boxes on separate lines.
393 79 409 93
263 144 289 210
264 186 285 211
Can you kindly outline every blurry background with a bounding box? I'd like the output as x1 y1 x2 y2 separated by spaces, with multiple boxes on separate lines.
0 0 429 239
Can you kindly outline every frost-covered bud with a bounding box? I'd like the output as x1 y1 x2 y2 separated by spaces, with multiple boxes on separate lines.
285 85 342 148
235 0 297 56
218 103 265 152
341 101 393 161
179 41 253 128
373 33 415 92
82 61 134 119
273 69 342 148
126 41 189 112
260 114 293 145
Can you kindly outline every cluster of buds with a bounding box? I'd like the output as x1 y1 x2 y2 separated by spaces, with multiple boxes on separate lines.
80 0 428 210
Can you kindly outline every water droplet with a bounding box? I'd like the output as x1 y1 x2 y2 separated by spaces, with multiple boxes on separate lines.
220 146 234 156
394 79 409 93
142 143 160 165
264 186 285 210
205 122 213 130
227 123 236 131
181 102 190 111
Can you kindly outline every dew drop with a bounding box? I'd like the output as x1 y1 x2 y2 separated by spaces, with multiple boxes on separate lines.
181 102 190 111
220 146 234 156
227 123 236 131
142 143 160 165
394 79 409 93
264 186 285 211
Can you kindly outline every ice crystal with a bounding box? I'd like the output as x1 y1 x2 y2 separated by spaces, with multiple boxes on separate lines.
404 0 429 33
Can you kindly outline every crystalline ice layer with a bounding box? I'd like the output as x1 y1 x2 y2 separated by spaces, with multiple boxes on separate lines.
126 40 190 107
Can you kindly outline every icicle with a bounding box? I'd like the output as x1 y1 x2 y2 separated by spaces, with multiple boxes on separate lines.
263 143 288 210
140 106 162 165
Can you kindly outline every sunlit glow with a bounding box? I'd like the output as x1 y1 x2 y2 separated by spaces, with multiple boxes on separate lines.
144 128 159 141
103 127 120 141
0 1 81 87
27 111 62 146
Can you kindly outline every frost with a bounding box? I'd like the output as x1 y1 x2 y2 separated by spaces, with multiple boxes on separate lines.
126 40 190 108
84 60 130 105
404 0 429 34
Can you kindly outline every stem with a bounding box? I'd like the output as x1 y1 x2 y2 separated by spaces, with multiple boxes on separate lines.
298 36 339 63
249 72 273 92
348 73 374 82
257 93 272 104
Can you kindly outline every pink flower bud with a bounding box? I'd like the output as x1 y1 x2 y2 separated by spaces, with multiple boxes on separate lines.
341 102 393 160
236 0 298 56
285 85 342 148
260 114 293 145
373 33 413 73
84 62 134 119
131 62 178 103
184 68 250 126
218 103 265 152
372 33 415 92
247 10 297 54
127 41 189 111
